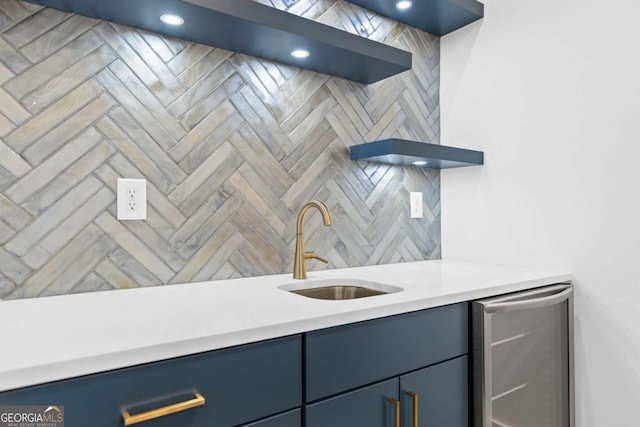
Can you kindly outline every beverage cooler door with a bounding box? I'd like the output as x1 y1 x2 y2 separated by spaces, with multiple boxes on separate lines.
472 284 574 427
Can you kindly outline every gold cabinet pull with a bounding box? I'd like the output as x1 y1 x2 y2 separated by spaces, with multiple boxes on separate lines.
406 391 419 427
388 397 400 427
122 392 205 426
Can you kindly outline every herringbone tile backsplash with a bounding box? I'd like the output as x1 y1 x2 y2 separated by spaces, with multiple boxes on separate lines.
0 0 440 299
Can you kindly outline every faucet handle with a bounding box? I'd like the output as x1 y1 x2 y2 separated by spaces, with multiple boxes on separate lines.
305 251 329 264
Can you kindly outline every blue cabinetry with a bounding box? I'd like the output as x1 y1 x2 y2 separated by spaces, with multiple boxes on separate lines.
0 336 301 427
303 357 469 427
304 303 469 427
306 379 399 427
0 303 470 427
306 303 468 401
400 355 469 427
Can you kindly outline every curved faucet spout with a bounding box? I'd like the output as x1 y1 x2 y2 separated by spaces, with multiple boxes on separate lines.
293 200 332 280
296 200 332 230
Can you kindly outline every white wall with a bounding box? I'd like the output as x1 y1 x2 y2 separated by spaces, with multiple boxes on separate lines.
440 0 640 425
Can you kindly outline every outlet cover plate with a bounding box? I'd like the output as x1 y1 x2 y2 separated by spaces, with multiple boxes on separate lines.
410 192 423 219
117 178 147 220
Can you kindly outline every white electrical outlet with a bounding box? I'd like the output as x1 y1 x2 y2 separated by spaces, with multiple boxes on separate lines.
117 178 147 220
410 192 423 219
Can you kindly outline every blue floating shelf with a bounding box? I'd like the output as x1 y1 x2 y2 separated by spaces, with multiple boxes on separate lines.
350 139 484 169
343 0 484 36
25 0 412 84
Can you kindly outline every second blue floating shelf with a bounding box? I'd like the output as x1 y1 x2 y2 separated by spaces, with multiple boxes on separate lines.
350 139 484 169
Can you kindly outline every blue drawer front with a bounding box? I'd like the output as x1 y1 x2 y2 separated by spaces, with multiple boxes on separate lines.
0 336 301 427
305 378 399 427
242 409 301 427
400 355 469 427
305 303 468 401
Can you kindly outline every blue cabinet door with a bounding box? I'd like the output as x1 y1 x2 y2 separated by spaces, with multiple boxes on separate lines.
305 378 399 427
400 355 469 427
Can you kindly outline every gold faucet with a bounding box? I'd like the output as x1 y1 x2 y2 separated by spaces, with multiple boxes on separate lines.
293 200 332 280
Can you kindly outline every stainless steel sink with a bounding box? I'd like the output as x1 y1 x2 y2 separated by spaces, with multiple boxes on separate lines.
290 285 386 300
279 279 403 300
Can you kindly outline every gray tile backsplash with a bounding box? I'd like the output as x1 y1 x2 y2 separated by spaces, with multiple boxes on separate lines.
0 0 440 299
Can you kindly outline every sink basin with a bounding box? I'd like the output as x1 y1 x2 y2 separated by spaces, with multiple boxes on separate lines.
291 286 385 300
279 279 403 300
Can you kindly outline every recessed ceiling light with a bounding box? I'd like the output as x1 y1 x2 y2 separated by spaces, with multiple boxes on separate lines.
396 1 413 10
291 49 310 59
412 160 428 166
160 14 184 26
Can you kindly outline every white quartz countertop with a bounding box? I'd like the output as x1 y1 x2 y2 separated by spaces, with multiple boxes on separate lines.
0 260 570 392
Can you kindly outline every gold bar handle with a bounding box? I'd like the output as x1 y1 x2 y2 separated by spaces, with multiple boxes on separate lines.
388 397 400 427
406 391 418 427
122 392 205 426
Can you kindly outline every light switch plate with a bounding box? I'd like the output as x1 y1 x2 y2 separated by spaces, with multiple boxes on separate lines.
410 192 423 219
117 178 147 220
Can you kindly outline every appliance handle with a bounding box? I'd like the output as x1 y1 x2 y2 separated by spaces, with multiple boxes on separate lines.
483 285 572 314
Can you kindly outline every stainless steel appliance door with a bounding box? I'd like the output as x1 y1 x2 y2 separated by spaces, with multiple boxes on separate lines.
473 284 574 427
